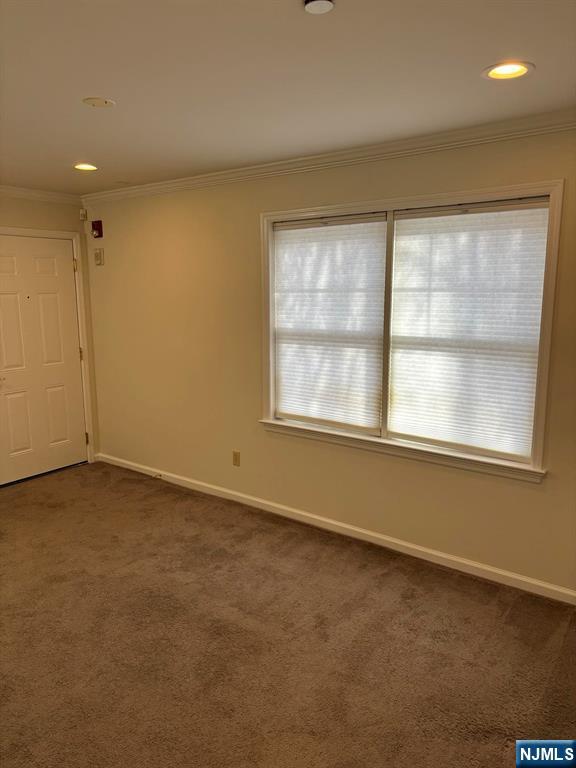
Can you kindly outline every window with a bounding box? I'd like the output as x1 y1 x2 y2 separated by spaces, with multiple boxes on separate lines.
389 206 548 458
262 185 561 480
273 216 387 433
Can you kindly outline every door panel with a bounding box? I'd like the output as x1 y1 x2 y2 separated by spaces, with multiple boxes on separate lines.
0 235 86 484
34 256 58 276
5 391 32 454
0 293 26 369
0 256 17 276
46 385 69 444
38 293 64 364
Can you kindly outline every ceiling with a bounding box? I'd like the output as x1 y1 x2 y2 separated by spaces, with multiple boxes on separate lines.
1 0 575 195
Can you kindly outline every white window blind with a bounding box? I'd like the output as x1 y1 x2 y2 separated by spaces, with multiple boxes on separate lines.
273 218 387 433
388 206 549 458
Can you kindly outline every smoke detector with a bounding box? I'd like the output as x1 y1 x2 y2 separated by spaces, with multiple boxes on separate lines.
304 0 334 14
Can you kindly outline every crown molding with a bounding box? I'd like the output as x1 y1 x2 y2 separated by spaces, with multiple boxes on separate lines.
0 185 81 205
82 108 576 205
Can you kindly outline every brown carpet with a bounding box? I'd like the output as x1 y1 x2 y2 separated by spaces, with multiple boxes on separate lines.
1 463 574 768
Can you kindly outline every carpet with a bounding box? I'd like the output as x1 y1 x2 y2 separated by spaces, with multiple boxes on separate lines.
1 462 574 767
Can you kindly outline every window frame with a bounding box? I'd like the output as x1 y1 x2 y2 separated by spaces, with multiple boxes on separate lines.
260 180 564 483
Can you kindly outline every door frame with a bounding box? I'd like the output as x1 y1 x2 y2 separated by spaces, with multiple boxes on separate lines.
0 226 96 462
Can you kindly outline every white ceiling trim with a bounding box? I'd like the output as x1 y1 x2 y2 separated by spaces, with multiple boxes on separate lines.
82 108 576 205
0 185 81 205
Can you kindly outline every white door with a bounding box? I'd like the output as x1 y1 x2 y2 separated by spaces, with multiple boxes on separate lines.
0 234 87 484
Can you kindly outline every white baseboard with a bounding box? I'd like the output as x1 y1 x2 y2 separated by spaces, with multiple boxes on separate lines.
95 452 576 605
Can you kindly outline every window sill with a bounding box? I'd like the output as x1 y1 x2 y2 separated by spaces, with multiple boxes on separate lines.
260 418 546 484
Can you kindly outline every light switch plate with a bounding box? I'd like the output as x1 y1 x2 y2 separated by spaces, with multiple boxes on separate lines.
94 248 105 266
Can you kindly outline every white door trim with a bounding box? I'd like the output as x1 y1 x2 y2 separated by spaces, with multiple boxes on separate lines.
0 227 96 462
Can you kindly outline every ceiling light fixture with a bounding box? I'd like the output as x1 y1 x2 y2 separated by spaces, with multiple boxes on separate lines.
304 0 334 14
74 163 98 171
82 97 116 108
484 61 534 80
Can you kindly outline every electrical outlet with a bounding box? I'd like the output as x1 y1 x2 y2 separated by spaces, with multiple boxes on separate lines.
232 450 241 467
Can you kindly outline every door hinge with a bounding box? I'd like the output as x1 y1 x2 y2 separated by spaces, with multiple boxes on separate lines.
85 432 90 445
80 208 88 221
79 347 84 361
73 258 78 272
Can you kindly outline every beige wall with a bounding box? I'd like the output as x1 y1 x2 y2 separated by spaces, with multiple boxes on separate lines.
86 130 576 592
0 194 82 232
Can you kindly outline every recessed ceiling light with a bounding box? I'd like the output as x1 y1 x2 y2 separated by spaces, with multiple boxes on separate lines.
304 0 334 14
484 61 534 80
74 163 98 171
82 97 116 108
